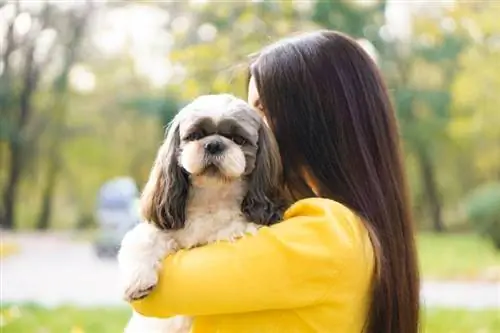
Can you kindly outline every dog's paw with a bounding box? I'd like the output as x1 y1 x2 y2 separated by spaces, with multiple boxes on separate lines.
122 267 158 302
118 223 177 302
224 223 259 242
244 223 259 235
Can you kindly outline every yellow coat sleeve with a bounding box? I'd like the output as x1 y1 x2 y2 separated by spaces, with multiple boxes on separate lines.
131 198 374 318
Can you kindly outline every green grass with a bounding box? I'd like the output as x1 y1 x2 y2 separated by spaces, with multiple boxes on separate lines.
1 305 499 333
418 232 500 281
0 305 129 333
422 308 500 333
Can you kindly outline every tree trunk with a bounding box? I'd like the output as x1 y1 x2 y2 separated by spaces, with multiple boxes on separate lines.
36 88 67 230
0 6 19 229
36 92 67 230
36 153 61 230
1 148 22 229
1 45 38 229
415 144 445 232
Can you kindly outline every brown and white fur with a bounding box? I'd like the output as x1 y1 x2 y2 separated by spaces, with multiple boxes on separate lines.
118 94 287 333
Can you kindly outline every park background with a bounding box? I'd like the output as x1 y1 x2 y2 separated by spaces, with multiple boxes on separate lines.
0 0 499 332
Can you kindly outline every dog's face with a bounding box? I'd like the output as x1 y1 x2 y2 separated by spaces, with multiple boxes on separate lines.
141 94 286 230
177 94 261 180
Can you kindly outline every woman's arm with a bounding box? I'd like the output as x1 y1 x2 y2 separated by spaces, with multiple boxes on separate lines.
131 198 374 318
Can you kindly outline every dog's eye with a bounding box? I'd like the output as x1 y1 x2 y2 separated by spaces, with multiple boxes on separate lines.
185 131 205 141
230 135 247 146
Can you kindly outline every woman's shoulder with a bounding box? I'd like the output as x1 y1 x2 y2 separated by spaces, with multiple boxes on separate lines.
285 197 358 219
279 198 374 266
284 197 366 236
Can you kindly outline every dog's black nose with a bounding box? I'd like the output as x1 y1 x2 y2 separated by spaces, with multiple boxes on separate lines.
205 140 225 155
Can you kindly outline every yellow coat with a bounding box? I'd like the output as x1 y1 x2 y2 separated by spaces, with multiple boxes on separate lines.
132 198 375 333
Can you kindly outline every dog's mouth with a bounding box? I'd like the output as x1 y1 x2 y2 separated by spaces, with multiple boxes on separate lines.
198 162 237 182
201 164 221 177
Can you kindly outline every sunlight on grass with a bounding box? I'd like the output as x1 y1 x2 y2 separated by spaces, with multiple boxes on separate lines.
422 308 500 333
0 305 130 333
1 305 499 333
418 233 500 281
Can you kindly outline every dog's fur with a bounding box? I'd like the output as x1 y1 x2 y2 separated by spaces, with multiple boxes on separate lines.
118 94 287 333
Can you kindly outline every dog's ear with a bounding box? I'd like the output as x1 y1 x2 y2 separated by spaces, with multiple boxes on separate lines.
242 124 287 225
140 118 189 230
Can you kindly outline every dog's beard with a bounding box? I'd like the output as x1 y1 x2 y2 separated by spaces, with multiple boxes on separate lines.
180 142 246 179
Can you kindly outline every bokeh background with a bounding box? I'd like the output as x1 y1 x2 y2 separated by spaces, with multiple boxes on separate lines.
1 0 499 332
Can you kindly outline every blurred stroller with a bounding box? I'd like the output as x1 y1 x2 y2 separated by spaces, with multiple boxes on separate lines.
94 177 141 259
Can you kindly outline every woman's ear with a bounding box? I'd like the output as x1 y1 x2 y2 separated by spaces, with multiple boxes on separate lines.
140 119 189 230
241 124 287 225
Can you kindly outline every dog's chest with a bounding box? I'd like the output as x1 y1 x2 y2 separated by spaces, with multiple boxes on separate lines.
172 181 255 249
174 207 250 249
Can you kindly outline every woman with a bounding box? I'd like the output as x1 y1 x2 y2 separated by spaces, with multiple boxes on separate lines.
131 30 420 333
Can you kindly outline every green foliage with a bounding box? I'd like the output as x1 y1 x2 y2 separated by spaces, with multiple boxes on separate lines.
163 1 319 101
1 1 499 231
463 183 500 249
312 1 386 40
121 95 181 130
0 118 13 141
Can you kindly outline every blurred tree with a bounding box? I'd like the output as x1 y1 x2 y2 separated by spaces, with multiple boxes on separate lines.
463 182 500 249
449 2 500 184
36 2 93 230
395 2 500 231
378 6 468 232
1 0 498 232
53 52 162 229
1 1 159 229
122 92 180 133
312 0 387 41
160 0 318 100
1 2 59 229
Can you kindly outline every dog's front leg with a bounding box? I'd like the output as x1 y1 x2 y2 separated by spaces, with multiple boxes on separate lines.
118 222 178 301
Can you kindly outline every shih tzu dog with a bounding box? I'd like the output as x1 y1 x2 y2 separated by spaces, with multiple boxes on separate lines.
118 94 287 333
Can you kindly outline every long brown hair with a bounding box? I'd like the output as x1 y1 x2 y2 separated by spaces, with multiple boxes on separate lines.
250 30 420 333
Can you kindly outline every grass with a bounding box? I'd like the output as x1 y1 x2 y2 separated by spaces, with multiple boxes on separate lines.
422 308 500 333
418 232 500 281
1 305 499 333
0 305 130 333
